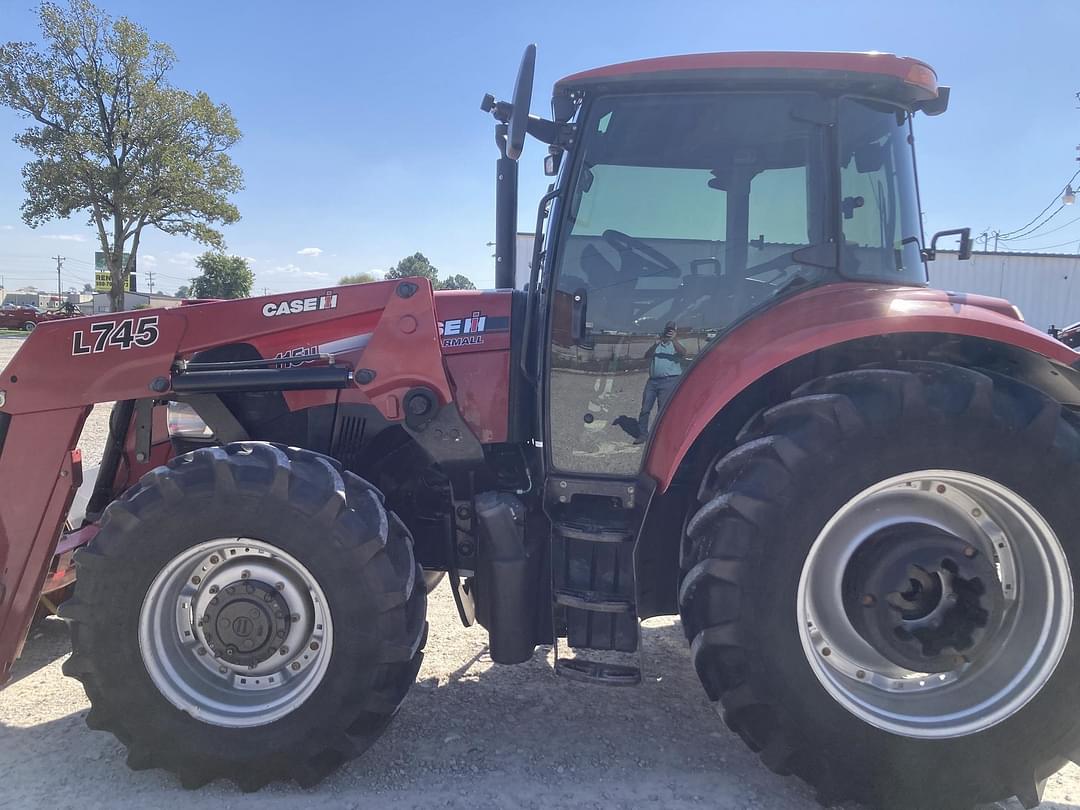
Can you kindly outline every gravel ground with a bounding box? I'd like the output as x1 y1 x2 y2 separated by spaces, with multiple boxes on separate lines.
1 333 1079 809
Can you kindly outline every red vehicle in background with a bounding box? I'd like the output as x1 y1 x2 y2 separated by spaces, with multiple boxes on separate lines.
0 301 83 331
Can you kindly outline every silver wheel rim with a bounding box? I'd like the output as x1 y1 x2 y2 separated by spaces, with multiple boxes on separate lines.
139 538 334 728
797 470 1072 738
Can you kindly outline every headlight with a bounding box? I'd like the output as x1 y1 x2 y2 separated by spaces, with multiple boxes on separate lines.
167 401 212 439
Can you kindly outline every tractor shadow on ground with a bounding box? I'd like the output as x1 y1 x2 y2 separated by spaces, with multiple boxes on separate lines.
1 593 1078 810
4 614 70 686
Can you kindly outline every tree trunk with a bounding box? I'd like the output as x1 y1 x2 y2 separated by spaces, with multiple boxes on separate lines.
109 253 124 312
110 214 125 313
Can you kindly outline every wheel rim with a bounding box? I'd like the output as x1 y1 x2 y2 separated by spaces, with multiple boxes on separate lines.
23 322 34 331
797 470 1072 738
139 538 334 728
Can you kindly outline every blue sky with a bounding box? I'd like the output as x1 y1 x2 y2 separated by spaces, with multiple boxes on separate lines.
0 0 1077 296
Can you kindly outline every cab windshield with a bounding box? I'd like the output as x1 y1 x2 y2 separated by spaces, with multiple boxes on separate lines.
554 92 831 341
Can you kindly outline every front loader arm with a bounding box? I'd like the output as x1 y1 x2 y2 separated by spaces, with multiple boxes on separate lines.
0 278 453 682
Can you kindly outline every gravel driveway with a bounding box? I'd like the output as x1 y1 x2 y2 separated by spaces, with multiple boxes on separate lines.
1 333 1078 809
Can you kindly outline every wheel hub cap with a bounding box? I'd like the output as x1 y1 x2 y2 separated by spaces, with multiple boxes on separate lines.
202 580 291 667
844 524 1004 672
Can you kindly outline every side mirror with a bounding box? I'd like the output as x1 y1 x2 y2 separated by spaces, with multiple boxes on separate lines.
544 148 563 177
506 44 536 161
923 227 972 262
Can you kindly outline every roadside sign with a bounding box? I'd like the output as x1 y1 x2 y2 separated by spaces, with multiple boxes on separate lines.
94 252 137 292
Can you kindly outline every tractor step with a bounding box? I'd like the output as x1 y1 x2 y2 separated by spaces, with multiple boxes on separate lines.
554 656 641 686
553 520 634 544
554 588 634 613
550 512 642 681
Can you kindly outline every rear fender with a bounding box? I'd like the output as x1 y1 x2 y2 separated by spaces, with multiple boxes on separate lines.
645 284 1080 491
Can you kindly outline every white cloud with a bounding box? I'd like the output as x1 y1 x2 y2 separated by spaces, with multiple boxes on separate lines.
296 247 323 257
243 256 257 264
141 254 158 266
42 233 86 242
0 225 13 231
168 251 196 265
269 263 328 279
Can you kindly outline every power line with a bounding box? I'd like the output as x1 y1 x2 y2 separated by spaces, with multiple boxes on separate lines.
998 169 1080 237
1007 236 1080 253
999 213 1080 242
1000 204 1069 241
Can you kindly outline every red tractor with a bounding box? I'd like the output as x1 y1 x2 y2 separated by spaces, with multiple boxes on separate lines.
1 49 1078 809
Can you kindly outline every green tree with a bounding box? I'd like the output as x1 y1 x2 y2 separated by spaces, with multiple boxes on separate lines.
385 253 477 290
440 273 476 290
190 252 251 299
386 252 439 286
0 1 243 312
174 284 190 299
340 271 378 285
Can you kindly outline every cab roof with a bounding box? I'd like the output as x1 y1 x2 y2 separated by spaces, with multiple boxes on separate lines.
554 51 944 112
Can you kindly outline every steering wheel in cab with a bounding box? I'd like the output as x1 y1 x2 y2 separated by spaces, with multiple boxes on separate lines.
602 228 681 277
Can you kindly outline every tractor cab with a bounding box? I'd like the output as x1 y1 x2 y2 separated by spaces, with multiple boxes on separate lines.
484 51 972 475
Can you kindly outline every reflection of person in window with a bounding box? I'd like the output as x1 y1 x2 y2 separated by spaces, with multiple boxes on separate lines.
635 321 686 444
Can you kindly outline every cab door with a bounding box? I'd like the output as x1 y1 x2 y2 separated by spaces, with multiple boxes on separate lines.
544 92 826 477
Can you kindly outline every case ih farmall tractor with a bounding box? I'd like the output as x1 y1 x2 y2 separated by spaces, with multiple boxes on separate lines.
2 49 1080 809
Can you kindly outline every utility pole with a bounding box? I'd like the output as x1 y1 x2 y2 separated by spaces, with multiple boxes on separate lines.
146 268 154 294
53 255 64 305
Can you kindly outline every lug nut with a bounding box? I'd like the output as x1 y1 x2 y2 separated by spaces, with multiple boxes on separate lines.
275 581 285 591
309 641 319 651
191 575 201 585
291 613 300 622
279 646 290 656
196 647 207 656
209 585 219 594
219 665 228 674
291 662 301 671
226 646 237 656
210 555 220 564
240 570 250 579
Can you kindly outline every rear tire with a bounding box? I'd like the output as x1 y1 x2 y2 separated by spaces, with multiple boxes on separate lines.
61 443 426 790
679 363 1080 809
22 321 35 331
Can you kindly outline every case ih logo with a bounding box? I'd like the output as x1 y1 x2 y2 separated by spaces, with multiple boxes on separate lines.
262 292 338 318
439 311 487 347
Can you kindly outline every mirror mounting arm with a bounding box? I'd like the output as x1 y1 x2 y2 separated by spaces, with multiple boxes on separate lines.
923 227 973 262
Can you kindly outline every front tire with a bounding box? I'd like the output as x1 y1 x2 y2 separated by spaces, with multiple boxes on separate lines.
679 363 1080 809
22 320 35 331
61 443 426 790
